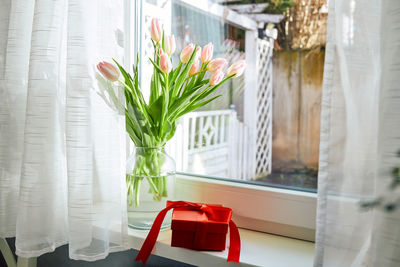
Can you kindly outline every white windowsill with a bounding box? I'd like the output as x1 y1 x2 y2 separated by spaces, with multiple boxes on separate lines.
127 227 315 267
175 175 317 241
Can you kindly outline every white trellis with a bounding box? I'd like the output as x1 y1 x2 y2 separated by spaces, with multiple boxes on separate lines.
255 38 274 178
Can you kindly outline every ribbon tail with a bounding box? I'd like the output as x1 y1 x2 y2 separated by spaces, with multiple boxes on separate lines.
135 201 191 264
135 205 174 264
227 220 241 263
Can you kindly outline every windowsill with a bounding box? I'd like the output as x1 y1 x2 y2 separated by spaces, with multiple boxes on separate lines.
175 175 317 241
127 227 315 267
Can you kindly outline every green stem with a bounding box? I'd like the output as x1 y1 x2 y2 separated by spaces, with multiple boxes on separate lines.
134 178 141 207
159 74 169 136
127 175 133 206
146 177 159 194
187 69 207 79
161 176 167 197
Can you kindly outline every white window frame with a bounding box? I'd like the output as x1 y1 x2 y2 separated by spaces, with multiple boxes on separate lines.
125 0 317 242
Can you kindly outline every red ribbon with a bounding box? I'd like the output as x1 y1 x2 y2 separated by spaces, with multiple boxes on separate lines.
135 200 241 264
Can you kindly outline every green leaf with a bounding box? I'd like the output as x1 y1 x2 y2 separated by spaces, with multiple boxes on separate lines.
191 75 233 103
188 79 209 94
171 62 182 82
113 58 133 88
113 57 147 113
143 132 154 147
126 101 157 145
195 62 208 84
149 58 164 75
125 109 142 145
186 76 197 90
168 82 207 117
161 31 165 51
148 95 163 123
179 95 221 117
161 120 172 139
168 68 174 82
166 121 177 141
171 45 199 98
149 72 157 105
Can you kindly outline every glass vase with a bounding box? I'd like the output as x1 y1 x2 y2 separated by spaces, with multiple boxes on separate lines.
126 146 176 230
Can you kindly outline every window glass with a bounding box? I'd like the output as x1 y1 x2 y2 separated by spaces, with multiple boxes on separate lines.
141 0 328 192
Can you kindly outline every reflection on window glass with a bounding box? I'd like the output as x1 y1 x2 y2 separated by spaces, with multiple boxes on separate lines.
142 0 328 192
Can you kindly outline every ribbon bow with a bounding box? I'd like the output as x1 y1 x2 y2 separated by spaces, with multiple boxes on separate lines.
135 200 241 264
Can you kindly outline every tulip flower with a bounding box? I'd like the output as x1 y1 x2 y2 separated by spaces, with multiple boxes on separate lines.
180 43 194 63
160 54 172 74
97 61 119 82
201 43 213 63
227 60 246 78
195 47 201 61
206 58 227 73
209 70 224 86
150 18 162 43
165 35 176 56
189 60 200 76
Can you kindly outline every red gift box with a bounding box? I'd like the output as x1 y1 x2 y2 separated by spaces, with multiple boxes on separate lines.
170 204 232 251
135 201 241 265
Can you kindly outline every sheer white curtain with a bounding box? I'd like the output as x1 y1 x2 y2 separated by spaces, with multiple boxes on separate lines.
315 0 400 266
0 0 128 261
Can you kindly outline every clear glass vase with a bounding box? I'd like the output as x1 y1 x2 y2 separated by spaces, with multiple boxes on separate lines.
126 146 176 230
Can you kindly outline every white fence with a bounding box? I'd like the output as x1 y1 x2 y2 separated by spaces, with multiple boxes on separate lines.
166 110 251 180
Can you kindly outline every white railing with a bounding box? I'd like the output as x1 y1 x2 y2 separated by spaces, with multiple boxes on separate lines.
166 109 252 180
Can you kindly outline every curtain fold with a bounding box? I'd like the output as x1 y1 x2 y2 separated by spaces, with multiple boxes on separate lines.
0 0 128 261
315 0 400 266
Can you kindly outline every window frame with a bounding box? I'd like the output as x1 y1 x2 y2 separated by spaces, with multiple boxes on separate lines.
126 0 317 241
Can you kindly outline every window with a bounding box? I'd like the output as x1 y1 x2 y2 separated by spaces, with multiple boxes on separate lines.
128 0 327 240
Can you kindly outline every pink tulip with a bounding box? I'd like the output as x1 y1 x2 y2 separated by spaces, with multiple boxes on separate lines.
165 35 176 56
189 60 200 76
97 61 119 82
160 54 172 74
150 18 162 43
227 60 246 77
195 47 201 61
201 43 213 63
209 70 225 86
206 58 227 73
180 43 194 63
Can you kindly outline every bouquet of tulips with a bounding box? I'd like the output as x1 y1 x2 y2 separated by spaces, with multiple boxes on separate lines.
97 18 245 207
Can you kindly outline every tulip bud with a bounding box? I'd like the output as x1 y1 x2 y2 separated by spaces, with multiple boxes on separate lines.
165 35 176 56
195 47 201 61
201 43 213 63
97 61 119 82
180 43 194 63
189 60 200 76
160 54 172 74
206 58 227 73
150 18 162 43
227 60 246 78
209 70 224 86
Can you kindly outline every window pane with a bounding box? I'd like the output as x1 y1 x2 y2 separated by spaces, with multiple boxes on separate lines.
141 0 327 192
